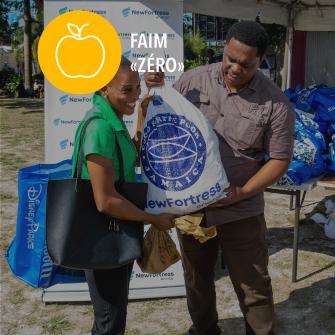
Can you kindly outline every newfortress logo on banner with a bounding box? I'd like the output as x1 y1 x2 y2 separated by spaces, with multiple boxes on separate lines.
53 118 80 127
58 94 92 106
58 6 107 16
121 7 170 20
131 271 175 280
165 75 176 82
122 50 148 60
59 138 74 150
119 31 175 41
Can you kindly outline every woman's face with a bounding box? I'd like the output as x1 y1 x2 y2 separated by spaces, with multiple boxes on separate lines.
104 68 141 116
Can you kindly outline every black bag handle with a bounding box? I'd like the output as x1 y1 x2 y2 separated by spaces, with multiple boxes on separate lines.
114 136 125 184
74 116 125 184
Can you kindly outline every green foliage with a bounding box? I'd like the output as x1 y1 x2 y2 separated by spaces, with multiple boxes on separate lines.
183 33 195 60
184 32 209 70
0 68 16 89
192 32 207 56
0 69 23 97
184 58 209 70
4 74 22 97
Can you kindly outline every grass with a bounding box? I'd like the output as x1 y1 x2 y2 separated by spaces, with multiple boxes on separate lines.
0 97 44 175
1 153 32 172
0 192 17 201
8 288 26 305
41 314 73 335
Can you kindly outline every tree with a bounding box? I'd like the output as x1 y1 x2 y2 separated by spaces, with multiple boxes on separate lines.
34 0 43 21
4 0 44 91
23 0 32 90
0 2 11 44
184 32 208 70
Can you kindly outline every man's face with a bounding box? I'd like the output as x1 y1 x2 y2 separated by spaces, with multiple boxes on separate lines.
223 37 262 89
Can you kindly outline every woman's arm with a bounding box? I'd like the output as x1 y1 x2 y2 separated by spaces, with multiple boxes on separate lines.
87 154 175 231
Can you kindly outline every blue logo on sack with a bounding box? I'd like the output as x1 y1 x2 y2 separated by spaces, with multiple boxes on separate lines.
141 112 206 191
59 95 69 105
122 7 131 17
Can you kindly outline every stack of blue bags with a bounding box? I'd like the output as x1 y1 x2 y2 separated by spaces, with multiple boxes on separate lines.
277 85 335 186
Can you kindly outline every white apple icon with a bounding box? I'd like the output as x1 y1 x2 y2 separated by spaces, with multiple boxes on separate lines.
55 23 106 78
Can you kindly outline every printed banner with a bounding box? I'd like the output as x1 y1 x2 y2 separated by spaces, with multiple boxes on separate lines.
44 0 185 299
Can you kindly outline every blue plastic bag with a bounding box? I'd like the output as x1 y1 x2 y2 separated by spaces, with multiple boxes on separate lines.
296 111 327 154
285 85 335 137
310 87 335 122
284 85 320 113
325 135 335 174
6 160 85 288
277 161 312 186
278 111 326 186
329 122 335 136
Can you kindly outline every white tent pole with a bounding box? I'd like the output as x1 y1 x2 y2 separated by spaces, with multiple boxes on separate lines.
286 26 293 89
281 31 289 91
286 4 294 89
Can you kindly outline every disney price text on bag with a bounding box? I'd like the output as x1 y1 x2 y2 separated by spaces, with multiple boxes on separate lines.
141 86 229 215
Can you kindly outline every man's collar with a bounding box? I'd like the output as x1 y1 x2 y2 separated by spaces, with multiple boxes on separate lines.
247 72 259 92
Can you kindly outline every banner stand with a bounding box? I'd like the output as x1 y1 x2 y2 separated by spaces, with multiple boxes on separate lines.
42 283 186 303
43 0 185 303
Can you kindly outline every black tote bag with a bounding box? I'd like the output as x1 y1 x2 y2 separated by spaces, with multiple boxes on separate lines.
46 116 148 270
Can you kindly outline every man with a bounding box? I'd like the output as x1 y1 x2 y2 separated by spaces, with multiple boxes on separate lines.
145 21 295 335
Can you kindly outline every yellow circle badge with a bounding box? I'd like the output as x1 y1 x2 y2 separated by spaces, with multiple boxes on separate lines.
38 10 122 94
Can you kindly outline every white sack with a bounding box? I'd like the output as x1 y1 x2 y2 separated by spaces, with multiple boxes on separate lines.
140 86 229 215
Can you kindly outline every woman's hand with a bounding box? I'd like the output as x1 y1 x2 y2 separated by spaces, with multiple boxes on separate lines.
151 213 175 231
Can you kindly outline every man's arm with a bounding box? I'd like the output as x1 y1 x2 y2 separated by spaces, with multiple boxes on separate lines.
212 100 295 208
210 158 290 208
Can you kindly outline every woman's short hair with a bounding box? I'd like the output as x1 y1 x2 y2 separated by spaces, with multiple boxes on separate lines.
118 56 132 72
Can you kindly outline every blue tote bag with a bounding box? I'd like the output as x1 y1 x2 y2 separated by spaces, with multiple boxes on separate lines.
6 160 85 288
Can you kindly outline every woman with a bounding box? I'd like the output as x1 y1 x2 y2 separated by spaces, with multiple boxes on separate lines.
72 57 175 335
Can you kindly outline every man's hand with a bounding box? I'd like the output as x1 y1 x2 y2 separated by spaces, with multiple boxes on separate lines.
208 185 249 208
144 71 165 89
208 158 291 209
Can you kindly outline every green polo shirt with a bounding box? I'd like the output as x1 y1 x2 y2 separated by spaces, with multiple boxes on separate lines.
72 92 136 182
